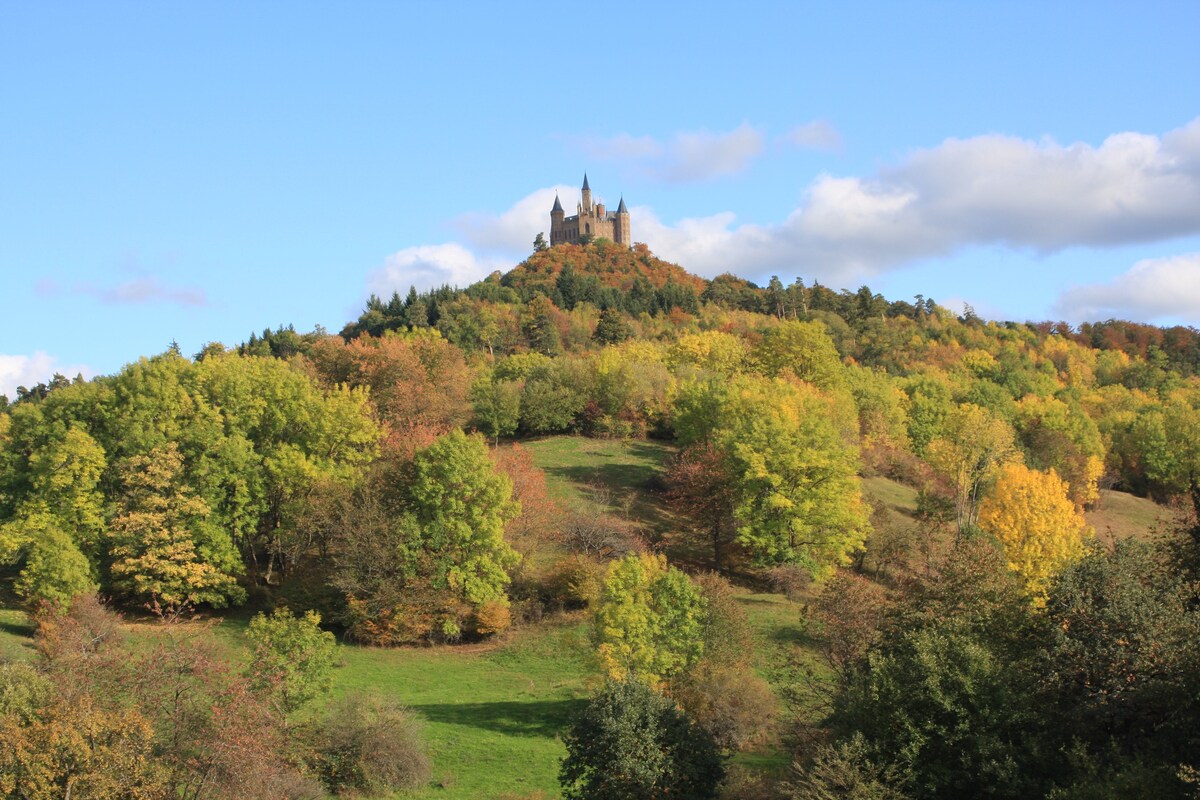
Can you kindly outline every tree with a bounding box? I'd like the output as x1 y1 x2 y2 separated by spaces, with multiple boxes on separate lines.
469 373 522 444
524 295 564 356
107 444 244 609
677 375 869 576
1041 539 1200 771
977 463 1091 600
534 232 549 252
665 443 737 571
593 553 706 686
592 307 633 345
828 541 1045 799
12 517 96 607
407 430 521 607
559 678 725 800
246 608 337 718
752 319 847 391
926 403 1020 535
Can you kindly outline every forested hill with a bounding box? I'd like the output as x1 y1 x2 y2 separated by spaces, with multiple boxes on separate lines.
3 239 1200 797
334 239 1200 378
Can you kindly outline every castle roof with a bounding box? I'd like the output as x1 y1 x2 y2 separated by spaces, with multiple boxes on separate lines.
582 173 590 191
552 193 563 213
617 196 627 213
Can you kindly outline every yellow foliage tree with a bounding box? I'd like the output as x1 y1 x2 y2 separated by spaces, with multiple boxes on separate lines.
978 463 1092 601
926 404 1021 533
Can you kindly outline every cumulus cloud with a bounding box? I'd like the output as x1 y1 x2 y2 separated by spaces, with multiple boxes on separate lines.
576 123 766 182
40 276 208 307
367 243 505 297
453 186 574 252
784 120 842 152
0 352 91 399
638 118 1200 283
1053 252 1200 322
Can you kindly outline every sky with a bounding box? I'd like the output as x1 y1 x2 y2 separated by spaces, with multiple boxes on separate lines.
2 1 1199 397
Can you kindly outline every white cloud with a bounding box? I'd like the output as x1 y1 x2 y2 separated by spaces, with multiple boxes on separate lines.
0 352 91 399
1053 252 1200 322
577 123 765 183
453 186 573 253
784 120 842 152
367 243 504 297
638 118 1200 283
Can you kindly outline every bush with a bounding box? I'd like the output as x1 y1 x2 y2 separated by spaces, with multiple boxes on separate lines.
672 664 777 751
315 694 431 795
473 600 512 636
560 678 725 800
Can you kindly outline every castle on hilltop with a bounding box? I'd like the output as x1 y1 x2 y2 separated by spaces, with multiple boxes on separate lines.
550 174 631 247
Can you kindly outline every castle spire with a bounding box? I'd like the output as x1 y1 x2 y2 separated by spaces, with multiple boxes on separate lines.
617 196 627 213
552 193 563 213
582 173 590 191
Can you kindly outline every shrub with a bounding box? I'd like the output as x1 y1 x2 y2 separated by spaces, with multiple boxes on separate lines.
473 600 512 636
315 694 431 795
560 678 725 800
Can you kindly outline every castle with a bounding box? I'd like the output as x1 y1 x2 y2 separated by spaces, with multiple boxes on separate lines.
550 174 631 247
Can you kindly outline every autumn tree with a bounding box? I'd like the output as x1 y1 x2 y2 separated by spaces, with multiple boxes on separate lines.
926 403 1020 535
107 443 244 610
978 463 1091 600
676 375 869 576
593 553 706 686
665 443 737 571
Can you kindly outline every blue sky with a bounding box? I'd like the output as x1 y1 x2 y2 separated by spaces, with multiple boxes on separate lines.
2 1 1199 396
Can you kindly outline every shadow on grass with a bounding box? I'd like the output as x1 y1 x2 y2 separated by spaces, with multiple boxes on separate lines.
410 697 587 739
0 616 34 640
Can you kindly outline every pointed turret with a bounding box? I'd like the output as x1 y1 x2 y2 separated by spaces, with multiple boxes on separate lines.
552 193 563 213
617 196 627 214
580 173 592 212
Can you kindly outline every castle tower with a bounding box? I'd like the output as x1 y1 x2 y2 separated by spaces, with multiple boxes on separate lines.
580 173 592 213
615 196 630 246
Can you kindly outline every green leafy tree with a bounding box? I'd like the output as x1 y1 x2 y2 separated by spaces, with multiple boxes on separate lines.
677 375 869 575
11 515 96 607
752 319 847 390
469 373 522 444
246 607 337 717
560 678 725 800
407 430 521 606
523 295 564 356
593 553 706 686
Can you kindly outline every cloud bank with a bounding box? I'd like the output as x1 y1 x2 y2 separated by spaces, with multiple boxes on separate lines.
1054 252 1200 322
639 118 1200 282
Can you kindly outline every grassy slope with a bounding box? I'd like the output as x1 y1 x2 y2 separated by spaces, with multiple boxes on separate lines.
862 474 1169 542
